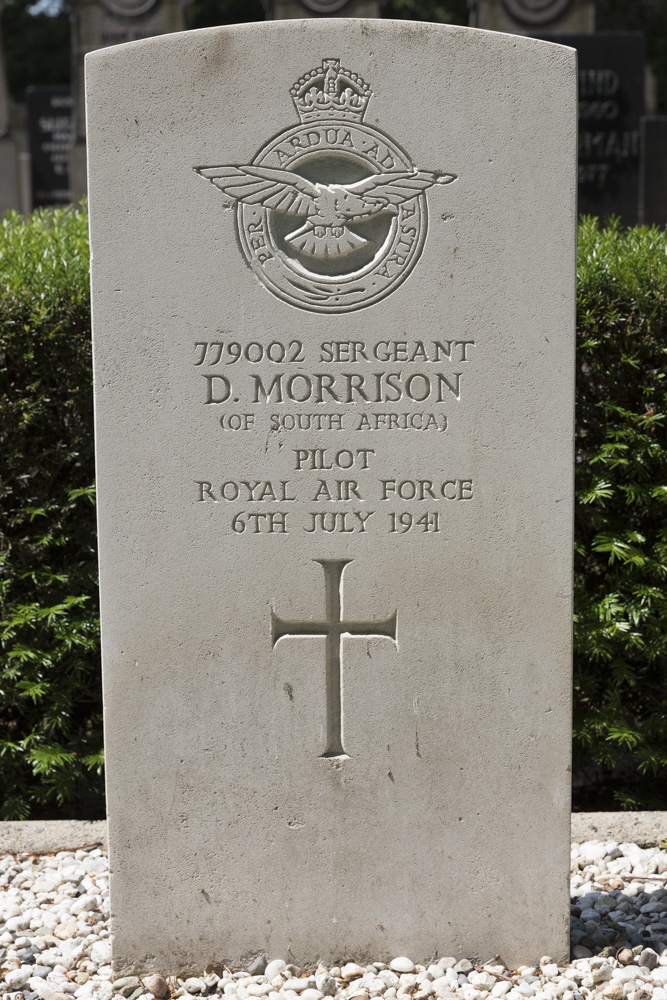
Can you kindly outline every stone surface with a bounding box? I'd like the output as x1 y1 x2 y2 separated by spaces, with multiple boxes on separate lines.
86 18 576 972
0 821 107 854
571 813 667 846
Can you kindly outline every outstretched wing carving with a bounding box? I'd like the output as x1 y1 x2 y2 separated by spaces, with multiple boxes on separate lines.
196 164 457 258
346 169 457 210
195 164 320 216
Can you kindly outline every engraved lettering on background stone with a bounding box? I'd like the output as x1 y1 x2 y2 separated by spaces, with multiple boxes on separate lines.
195 59 457 313
272 559 397 757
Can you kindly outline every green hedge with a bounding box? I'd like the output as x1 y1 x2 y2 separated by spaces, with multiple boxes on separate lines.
0 206 103 820
1 207 667 817
575 217 667 809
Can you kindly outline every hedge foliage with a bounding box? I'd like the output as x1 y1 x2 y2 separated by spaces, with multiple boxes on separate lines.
575 217 667 808
0 205 103 820
1 208 667 817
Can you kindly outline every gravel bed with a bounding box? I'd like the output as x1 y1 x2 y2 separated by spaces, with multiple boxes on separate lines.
2 842 667 1000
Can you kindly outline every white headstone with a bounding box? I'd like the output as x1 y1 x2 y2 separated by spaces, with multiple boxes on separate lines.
87 19 576 973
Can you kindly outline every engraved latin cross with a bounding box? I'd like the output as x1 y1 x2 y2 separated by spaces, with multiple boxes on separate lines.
271 559 398 758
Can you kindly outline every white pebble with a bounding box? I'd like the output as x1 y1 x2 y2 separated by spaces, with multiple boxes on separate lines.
390 961 416 975
469 974 495 993
33 983 65 1000
90 939 112 965
6 967 33 989
379 974 400 989
491 985 510 998
612 968 643 983
265 963 287 981
113 978 141 993
71 895 99 917
342 966 366 982
601 987 624 1000
183 980 206 994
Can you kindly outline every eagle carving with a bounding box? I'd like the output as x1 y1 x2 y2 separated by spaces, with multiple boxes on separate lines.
195 164 457 258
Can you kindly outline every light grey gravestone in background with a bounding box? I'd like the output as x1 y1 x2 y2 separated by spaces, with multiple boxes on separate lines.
69 0 185 199
272 0 380 22
471 0 594 34
86 19 576 973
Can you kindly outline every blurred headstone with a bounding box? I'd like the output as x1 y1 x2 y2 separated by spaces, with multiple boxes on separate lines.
17 152 32 214
0 0 19 214
537 33 645 225
639 116 667 226
26 87 74 207
70 0 186 199
471 0 594 34
272 0 380 18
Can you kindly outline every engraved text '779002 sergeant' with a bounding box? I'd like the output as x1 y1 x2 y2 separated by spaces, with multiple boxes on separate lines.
195 59 457 313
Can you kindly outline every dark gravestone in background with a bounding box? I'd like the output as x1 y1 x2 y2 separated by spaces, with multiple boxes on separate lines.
640 116 667 226
26 86 73 207
538 33 645 224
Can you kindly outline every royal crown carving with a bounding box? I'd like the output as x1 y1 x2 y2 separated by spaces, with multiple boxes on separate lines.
290 58 371 123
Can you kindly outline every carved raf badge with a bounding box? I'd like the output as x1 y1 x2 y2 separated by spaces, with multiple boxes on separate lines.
195 59 457 313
